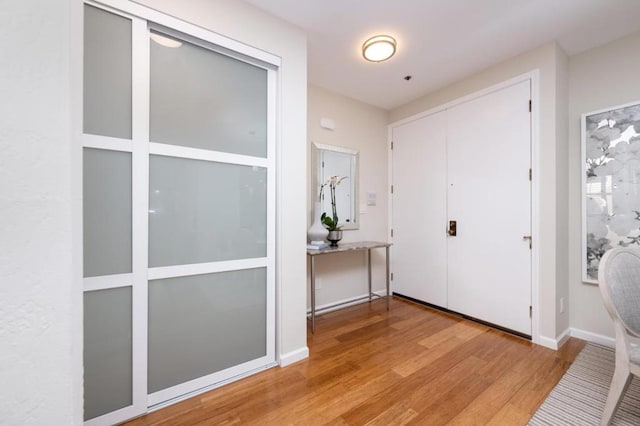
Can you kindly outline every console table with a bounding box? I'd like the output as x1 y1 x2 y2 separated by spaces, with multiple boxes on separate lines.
306 241 391 333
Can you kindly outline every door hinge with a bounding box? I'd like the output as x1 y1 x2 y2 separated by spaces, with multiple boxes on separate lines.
391 141 394 150
529 305 532 318
391 228 394 238
322 161 324 168
391 185 394 194
529 99 532 112
390 273 394 281
529 168 532 181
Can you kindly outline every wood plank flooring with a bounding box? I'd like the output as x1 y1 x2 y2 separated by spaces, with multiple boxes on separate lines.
126 297 585 425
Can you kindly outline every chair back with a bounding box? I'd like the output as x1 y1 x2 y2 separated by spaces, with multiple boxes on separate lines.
598 247 640 337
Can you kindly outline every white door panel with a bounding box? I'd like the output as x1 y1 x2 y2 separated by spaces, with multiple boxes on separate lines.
446 81 531 335
392 112 448 308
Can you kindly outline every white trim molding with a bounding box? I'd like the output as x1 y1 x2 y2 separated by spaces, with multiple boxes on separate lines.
541 327 616 349
278 347 309 367
538 328 571 350
537 335 559 350
570 327 615 348
557 327 572 348
93 0 281 67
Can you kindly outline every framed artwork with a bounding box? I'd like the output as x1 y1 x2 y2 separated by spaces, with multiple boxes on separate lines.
582 101 640 283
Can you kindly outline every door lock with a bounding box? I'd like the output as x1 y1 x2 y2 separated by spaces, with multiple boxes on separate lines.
448 220 457 236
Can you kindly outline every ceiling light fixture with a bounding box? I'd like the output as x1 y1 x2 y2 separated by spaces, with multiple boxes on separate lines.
150 32 183 48
362 35 396 62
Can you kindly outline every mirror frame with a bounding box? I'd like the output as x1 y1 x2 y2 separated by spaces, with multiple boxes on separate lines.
311 142 359 230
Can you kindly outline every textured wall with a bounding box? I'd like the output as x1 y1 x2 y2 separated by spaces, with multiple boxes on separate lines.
0 0 83 424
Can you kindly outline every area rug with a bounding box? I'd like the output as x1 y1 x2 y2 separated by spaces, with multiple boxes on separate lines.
529 343 640 425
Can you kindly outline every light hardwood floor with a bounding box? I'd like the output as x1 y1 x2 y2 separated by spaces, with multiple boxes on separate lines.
127 297 585 425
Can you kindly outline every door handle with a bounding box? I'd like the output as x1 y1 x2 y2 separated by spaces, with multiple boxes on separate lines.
448 220 457 236
523 235 532 249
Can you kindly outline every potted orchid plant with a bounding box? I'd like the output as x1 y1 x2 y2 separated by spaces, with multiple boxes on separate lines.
320 175 348 246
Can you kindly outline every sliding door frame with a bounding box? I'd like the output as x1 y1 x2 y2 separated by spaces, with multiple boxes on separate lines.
83 1 280 424
145 22 278 408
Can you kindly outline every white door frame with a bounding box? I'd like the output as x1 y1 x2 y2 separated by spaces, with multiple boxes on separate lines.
387 70 541 346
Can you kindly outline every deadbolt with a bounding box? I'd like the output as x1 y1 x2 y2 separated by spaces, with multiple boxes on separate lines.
448 220 457 236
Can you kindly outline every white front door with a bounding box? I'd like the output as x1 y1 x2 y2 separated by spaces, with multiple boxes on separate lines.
390 79 532 336
446 80 532 335
391 112 448 308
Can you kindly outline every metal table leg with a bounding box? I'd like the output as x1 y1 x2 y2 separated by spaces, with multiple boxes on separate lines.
386 245 390 310
367 248 372 302
310 255 316 333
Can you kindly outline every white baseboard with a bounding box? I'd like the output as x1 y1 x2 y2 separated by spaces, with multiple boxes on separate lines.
537 327 612 351
570 327 615 348
557 327 572 347
278 346 309 367
536 328 570 350
537 335 559 350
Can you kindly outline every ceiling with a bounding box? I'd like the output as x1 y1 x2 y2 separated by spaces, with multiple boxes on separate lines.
242 0 640 110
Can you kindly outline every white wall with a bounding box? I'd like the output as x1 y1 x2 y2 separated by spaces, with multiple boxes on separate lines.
568 31 640 341
555 46 571 335
390 42 568 345
307 85 389 308
0 0 83 424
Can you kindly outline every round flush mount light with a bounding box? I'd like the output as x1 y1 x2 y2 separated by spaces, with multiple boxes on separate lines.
362 35 397 62
150 32 182 48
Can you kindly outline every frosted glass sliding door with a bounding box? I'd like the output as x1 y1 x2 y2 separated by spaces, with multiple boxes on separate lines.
82 148 133 418
83 1 277 423
83 148 132 277
83 287 133 420
149 31 267 157
82 4 144 425
146 26 275 406
83 4 132 139
148 268 267 393
148 156 267 267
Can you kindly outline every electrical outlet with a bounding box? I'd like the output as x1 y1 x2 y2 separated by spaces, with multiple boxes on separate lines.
560 297 564 313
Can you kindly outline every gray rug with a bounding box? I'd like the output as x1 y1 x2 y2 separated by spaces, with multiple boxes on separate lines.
529 343 640 425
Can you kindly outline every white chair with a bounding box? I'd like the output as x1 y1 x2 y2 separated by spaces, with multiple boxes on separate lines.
598 247 640 425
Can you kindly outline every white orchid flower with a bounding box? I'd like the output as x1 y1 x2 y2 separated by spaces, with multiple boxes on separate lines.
327 176 348 186
320 176 348 231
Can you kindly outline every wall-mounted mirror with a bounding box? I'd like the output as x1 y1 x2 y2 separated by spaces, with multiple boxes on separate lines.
312 142 359 230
